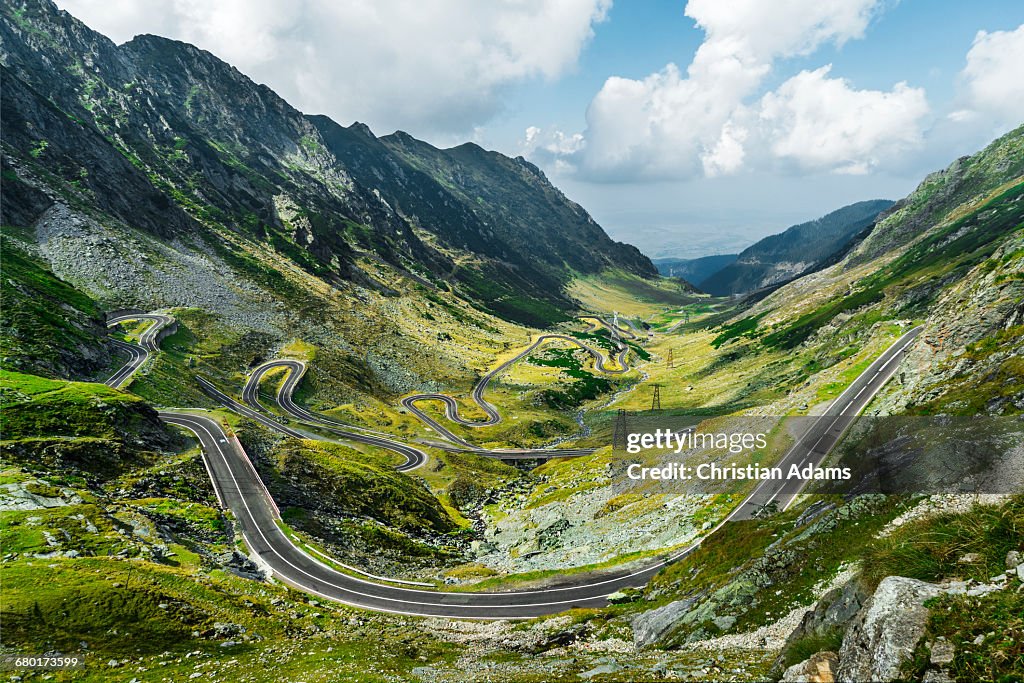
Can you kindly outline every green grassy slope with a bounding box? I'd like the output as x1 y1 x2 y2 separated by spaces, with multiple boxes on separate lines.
1 370 179 481
0 236 110 378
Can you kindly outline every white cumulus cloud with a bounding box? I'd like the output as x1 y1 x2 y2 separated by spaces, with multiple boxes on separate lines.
956 23 1024 128
759 66 929 175
56 0 611 138
532 0 933 181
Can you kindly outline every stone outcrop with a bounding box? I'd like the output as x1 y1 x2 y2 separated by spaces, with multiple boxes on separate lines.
631 597 701 648
836 576 943 682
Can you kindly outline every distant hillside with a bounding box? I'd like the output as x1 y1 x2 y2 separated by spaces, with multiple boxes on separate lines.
699 200 894 296
653 254 738 284
712 122 1024 416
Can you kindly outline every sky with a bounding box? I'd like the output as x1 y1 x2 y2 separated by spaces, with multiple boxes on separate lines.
58 0 1024 259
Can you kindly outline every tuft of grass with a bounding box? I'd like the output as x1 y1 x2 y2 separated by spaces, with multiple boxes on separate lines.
130 497 225 534
906 591 1024 683
862 495 1024 589
783 628 843 669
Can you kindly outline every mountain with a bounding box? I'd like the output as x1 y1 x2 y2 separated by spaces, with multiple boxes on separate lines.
652 253 738 283
707 123 1024 415
0 0 653 327
698 199 894 296
2 1 1022 679
307 116 655 322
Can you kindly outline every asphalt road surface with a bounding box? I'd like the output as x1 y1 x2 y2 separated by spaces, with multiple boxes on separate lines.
157 410 694 617
104 339 147 389
104 314 174 388
238 359 595 460
108 313 175 351
731 325 923 520
198 375 428 472
580 315 639 341
170 328 921 617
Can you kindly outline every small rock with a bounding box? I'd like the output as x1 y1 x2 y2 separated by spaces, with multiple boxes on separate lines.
1005 550 1021 569
212 622 246 638
922 669 956 683
966 583 1002 597
929 640 955 666
957 553 983 564
631 596 700 647
780 651 837 683
579 662 621 679
712 615 736 631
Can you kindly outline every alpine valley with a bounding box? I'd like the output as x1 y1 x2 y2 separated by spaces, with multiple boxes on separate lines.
1 2 1023 682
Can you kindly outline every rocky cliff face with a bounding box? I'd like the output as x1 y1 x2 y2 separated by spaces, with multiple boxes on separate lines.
0 0 655 326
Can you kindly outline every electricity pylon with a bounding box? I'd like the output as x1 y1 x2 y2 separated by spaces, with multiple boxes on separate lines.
651 384 662 411
612 409 628 449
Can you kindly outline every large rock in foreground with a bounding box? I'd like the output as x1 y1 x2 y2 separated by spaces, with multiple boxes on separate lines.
837 577 944 682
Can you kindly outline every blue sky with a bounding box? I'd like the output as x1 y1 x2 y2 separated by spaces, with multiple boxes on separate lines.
500 0 1019 143
60 0 1024 258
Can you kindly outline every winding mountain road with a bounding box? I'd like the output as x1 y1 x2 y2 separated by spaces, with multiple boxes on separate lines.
198 374 428 472
401 325 630 448
236 358 595 460
106 311 922 618
155 411 646 617
580 315 639 340
104 314 174 388
108 313 175 351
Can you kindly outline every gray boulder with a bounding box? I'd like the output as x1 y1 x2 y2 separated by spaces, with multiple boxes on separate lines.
630 596 699 647
837 577 944 683
772 576 867 678
929 639 955 665
578 662 621 679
